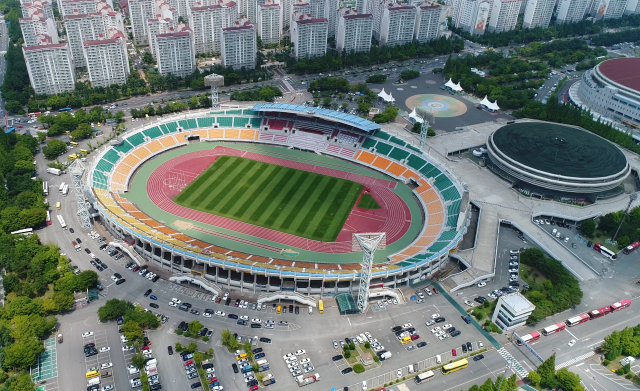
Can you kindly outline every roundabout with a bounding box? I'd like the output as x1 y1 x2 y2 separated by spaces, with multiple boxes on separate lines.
405 94 467 118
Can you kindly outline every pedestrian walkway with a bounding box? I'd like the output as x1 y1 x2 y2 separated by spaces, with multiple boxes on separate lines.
497 347 529 378
555 351 596 370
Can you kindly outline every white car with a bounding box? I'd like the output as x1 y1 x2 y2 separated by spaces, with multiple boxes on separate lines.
568 339 576 347
283 353 295 360
373 346 384 352
392 299 398 305
431 313 440 319
168 302 178 307
239 315 249 321
425 320 435 326
477 282 486 288
101 362 112 369
251 318 261 324
295 349 306 356
99 346 110 353
397 369 402 378
464 300 474 306
127 365 137 370
110 275 118 282
171 298 182 304
300 358 311 364
443 324 452 329
82 332 93 338
488 293 496 299
362 381 367 390
478 341 484 348
402 323 412 329
202 312 212 318
438 335 446 340
215 311 225 317
287 362 298 369
122 345 134 351
101 386 114 391
364 332 372 338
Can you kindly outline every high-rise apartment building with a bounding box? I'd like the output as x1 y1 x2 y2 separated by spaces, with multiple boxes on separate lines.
221 18 256 69
291 11 328 58
146 2 179 55
189 0 238 54
19 15 58 47
282 0 293 26
258 0 282 44
414 2 443 42
379 2 416 45
155 25 196 77
308 0 325 17
23 43 76 95
453 0 490 34
522 0 555 28
336 8 372 53
64 12 106 67
83 32 130 86
21 0 54 19
128 0 156 44
60 0 114 15
593 0 628 19
326 0 339 37
291 0 311 26
555 0 588 22
488 0 520 32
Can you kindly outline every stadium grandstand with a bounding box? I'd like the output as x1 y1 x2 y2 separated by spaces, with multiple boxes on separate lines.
88 104 469 294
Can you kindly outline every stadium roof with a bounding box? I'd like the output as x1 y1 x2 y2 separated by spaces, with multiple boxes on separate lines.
252 103 381 132
598 58 640 93
492 122 627 179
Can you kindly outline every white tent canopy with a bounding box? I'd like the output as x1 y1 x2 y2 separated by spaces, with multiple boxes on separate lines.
409 108 423 123
480 96 499 111
445 78 463 92
377 88 395 103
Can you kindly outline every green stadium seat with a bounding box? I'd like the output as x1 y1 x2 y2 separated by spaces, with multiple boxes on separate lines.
361 138 377 150
441 186 461 202
197 117 215 128
407 154 427 170
187 119 197 129
166 122 178 133
375 130 391 140
242 109 256 116
233 117 249 127
374 141 393 156
389 136 406 147
225 109 242 115
427 241 449 254
113 141 133 154
438 229 458 241
103 149 120 164
126 133 145 147
407 144 422 153
210 110 225 115
96 159 114 173
159 124 170 134
434 175 453 192
217 117 233 127
250 117 262 128
419 163 440 178
389 147 410 162
93 172 108 189
143 126 163 139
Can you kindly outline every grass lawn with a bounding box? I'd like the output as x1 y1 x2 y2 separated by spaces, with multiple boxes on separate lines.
357 193 381 209
174 155 363 241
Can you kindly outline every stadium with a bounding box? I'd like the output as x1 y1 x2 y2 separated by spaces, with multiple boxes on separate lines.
88 103 469 294
486 121 630 200
575 58 640 128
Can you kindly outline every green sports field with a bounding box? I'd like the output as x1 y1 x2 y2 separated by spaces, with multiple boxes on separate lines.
173 156 364 242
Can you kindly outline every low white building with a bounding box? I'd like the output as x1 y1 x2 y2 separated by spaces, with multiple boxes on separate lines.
336 8 372 53
291 11 328 58
23 43 76 95
221 18 256 70
491 293 536 332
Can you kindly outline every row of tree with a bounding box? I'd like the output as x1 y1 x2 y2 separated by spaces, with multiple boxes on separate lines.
595 207 640 248
129 95 211 119
528 354 585 391
515 39 608 68
230 85 283 102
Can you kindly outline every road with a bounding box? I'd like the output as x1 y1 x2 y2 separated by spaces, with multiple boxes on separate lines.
0 15 8 119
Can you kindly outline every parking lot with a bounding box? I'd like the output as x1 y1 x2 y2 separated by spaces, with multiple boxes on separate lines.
83 329 116 391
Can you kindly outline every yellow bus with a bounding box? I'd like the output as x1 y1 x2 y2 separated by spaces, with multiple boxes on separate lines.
441 359 468 375
400 336 411 344
69 141 79 147
276 305 282 314
80 149 89 155
85 370 99 378
318 300 324 314
68 154 78 161
56 202 61 210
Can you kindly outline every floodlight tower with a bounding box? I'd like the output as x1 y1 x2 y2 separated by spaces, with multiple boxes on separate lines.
354 233 386 314
69 159 92 231
204 74 225 109
415 107 435 149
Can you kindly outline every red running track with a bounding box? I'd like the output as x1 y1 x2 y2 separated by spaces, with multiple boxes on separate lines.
145 146 412 253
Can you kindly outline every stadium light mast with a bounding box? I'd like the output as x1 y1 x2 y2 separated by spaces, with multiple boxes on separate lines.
613 192 638 241
69 159 92 231
354 233 386 314
204 74 225 109
415 107 435 150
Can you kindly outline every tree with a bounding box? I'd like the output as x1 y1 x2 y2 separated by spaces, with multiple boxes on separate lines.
536 353 557 388
121 320 144 344
37 132 47 144
115 111 125 122
528 371 541 386
556 368 585 391
42 139 67 160
131 352 147 369
3 339 44 370
97 299 135 322
353 363 365 373
75 270 99 290
187 342 198 353
580 219 596 237
8 370 36 391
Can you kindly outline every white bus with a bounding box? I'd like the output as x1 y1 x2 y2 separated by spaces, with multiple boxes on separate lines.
415 371 435 384
46 211 51 225
10 228 33 235
62 184 69 196
56 214 66 229
43 181 48 196
59 182 66 192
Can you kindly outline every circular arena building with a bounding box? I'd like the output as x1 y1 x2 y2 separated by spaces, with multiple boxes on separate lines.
576 58 640 126
88 104 469 295
486 121 630 199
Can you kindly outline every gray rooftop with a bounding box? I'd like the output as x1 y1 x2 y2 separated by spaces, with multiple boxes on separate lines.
501 292 535 313
252 103 381 132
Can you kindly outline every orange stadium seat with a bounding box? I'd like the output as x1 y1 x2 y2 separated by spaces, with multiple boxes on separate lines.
372 157 391 170
429 212 443 225
240 129 255 140
357 151 376 164
189 240 211 249
156 226 177 235
174 133 187 143
415 235 437 246
172 233 192 242
420 189 438 203
386 162 406 177
146 140 163 153
415 179 431 194
122 154 140 167
209 129 224 138
398 246 423 257
423 225 442 236
225 129 240 139
111 172 127 185
133 146 152 160
192 129 207 138
159 136 177 148
427 200 443 214
402 169 419 181
129 211 150 220
145 219 163 228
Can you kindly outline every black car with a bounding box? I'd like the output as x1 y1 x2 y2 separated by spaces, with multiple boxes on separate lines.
84 342 95 349
345 337 352 345
150 303 159 309
467 342 473 352
87 385 99 391
509 281 520 287
474 297 485 304
96 266 103 272
395 331 405 337
435 317 446 323
237 319 247 326
391 325 403 333
407 327 416 333
289 305 294 313
116 316 124 325
332 355 343 361
255 353 265 359
85 248 91 254
168 346 173 355
76 238 82 244
341 367 353 374
178 321 186 330
232 363 239 373
202 363 213 370
253 348 263 354
451 330 461 337
228 314 238 319
85 348 98 357
295 306 299 314
446 327 456 333
473 354 485 361
259 337 271 343
461 344 467 353
115 279 125 285
69 228 75 233
179 304 189 312
190 382 201 389
150 386 162 391
251 323 262 328
184 303 192 308
417 342 427 348
152 276 160 282
143 288 152 297
181 322 189 331
225 298 231 306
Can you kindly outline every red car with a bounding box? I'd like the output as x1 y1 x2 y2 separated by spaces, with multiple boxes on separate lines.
250 386 258 391
141 345 150 351
209 378 217 383
411 334 420 340
133 266 140 272
452 349 457 356
184 360 193 366
433 287 439 294
16 126 23 128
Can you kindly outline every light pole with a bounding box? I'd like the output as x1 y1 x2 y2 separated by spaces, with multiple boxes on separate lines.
496 362 514 391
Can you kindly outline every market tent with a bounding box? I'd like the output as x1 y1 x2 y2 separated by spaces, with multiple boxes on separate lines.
377 88 395 103
480 96 499 111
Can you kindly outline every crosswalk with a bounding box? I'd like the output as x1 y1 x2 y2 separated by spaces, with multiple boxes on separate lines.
555 351 596 370
497 347 529 378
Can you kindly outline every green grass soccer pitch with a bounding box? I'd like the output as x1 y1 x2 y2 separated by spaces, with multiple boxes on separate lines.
174 156 363 241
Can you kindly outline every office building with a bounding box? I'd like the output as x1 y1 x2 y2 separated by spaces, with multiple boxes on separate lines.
336 8 372 53
19 15 58 47
491 293 535 332
23 43 76 95
64 12 106 68
128 0 156 44
414 2 443 42
522 0 555 28
488 0 520 32
155 25 195 77
221 18 256 69
258 0 282 44
83 32 130 87
291 11 328 58
379 2 416 45
189 0 238 54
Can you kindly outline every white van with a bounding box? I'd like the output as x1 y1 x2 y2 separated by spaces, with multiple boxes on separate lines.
87 377 101 386
509 250 519 255
408 364 414 373
256 359 268 366
145 359 157 368
435 355 442 364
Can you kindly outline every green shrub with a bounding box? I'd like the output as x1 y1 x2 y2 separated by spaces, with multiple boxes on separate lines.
373 356 380 363
364 342 371 349
203 336 209 342
627 373 634 379
176 329 183 335
184 331 191 338
349 342 356 350
344 350 351 359
427 128 436 136
353 364 365 373
603 360 610 366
